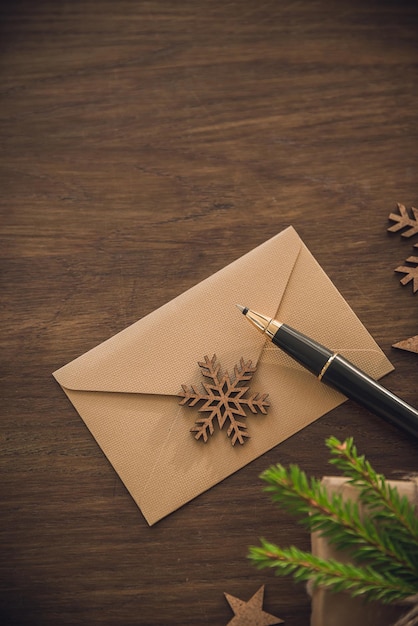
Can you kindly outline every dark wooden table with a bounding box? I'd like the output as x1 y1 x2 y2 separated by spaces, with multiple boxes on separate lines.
1 1 417 624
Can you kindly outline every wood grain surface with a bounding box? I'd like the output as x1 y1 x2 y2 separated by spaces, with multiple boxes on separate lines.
1 1 417 624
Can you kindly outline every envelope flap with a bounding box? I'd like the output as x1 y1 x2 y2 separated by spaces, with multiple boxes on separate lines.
53 227 302 395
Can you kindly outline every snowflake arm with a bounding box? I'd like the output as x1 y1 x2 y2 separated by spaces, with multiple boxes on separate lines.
388 203 418 238
395 255 418 293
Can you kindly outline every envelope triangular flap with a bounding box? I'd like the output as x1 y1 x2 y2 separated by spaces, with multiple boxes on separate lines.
53 227 302 396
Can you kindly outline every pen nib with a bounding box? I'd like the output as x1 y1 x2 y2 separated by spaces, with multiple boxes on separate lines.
236 304 248 315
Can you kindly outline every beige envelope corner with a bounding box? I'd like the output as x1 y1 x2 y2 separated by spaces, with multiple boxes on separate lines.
53 227 393 525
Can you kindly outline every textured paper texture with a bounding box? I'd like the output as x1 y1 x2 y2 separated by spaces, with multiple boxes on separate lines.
310 477 418 626
53 227 393 525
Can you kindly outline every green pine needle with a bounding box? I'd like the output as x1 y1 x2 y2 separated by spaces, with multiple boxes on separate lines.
248 437 418 604
327 436 418 544
249 541 417 604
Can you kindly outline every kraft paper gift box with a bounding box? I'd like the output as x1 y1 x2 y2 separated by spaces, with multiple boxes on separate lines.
310 477 418 626
53 227 393 525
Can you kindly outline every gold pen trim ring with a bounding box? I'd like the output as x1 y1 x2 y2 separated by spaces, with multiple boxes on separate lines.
265 319 282 340
318 353 338 381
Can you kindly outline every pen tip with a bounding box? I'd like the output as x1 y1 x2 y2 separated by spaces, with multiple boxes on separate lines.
236 304 248 315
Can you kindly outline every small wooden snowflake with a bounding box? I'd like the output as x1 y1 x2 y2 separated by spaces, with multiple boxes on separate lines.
388 203 418 238
179 354 270 445
395 244 418 293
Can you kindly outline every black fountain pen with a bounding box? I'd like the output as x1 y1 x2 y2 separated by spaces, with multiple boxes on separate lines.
237 305 418 440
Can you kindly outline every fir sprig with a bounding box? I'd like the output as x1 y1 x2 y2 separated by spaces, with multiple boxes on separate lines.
248 437 418 603
260 461 418 579
249 541 417 604
327 436 418 544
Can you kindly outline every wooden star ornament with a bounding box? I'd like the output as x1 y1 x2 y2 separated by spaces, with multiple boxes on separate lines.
224 585 284 625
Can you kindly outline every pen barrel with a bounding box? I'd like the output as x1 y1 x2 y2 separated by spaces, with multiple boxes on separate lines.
271 323 418 439
323 355 418 439
272 324 333 375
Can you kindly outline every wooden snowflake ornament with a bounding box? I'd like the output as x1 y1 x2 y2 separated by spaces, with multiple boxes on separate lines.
179 354 269 445
388 203 418 237
395 244 418 293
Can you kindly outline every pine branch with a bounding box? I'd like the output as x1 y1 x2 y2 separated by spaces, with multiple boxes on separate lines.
327 436 418 545
249 438 418 605
260 462 418 579
249 541 417 604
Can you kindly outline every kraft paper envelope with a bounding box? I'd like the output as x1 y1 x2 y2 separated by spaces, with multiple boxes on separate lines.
53 227 393 525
